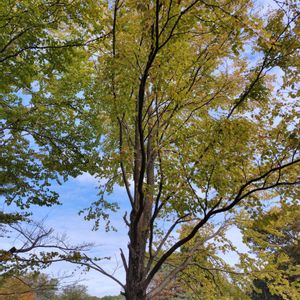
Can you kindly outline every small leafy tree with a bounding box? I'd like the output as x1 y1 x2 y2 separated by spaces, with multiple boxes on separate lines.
58 284 89 300
238 203 300 300
100 296 124 300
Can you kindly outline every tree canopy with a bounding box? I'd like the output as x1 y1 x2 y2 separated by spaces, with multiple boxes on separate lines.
0 0 299 299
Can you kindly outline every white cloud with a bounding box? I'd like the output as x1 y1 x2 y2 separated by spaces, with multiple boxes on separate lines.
218 225 251 266
75 172 100 186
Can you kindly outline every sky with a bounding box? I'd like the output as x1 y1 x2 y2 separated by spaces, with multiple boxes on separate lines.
41 176 126 296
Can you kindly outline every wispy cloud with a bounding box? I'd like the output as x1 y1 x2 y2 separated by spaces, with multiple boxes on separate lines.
75 172 100 186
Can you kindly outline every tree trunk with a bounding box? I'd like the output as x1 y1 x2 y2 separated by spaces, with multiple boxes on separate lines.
125 106 155 299
125 243 148 299
125 283 147 300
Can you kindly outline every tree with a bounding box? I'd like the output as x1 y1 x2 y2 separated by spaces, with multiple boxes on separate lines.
0 218 91 280
0 0 107 230
1 0 300 299
100 296 124 300
0 272 57 300
238 203 300 300
58 284 89 300
0 272 102 300
0 0 107 279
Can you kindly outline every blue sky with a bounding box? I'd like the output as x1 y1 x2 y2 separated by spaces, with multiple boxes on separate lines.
38 174 130 296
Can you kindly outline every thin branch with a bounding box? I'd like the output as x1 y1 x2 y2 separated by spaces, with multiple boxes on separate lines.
120 248 128 272
118 117 134 206
0 32 111 63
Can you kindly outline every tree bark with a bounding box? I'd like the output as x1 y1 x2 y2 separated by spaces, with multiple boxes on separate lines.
125 105 155 299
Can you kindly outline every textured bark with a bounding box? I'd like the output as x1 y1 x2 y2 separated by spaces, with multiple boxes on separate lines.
125 107 155 299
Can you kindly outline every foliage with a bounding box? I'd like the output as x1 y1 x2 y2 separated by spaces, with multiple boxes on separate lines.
58 284 90 300
151 220 246 299
0 0 107 280
237 203 300 300
0 272 57 300
0 273 103 300
0 212 26 236
178 223 245 300
0 0 107 217
0 219 92 283
0 0 299 299
100 296 124 300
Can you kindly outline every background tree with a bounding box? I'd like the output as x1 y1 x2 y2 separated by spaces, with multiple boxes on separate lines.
58 284 90 300
100 296 124 300
0 273 104 300
0 272 57 300
237 203 300 300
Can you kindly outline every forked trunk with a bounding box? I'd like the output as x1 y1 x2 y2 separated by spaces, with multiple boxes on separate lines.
125 108 155 299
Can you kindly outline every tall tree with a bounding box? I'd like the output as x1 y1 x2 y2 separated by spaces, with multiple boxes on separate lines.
82 1 299 298
1 0 299 299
